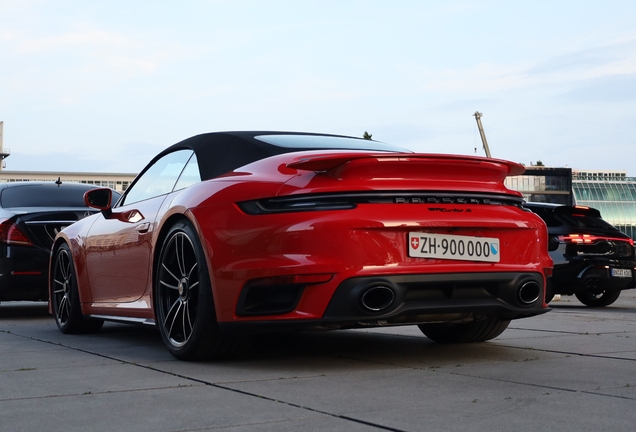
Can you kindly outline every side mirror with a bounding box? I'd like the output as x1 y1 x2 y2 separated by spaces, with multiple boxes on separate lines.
84 188 113 215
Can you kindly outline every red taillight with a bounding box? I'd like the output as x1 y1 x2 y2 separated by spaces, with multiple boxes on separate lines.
0 219 33 246
558 234 634 246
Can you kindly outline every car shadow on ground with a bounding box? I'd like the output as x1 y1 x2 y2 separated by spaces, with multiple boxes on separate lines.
85 321 479 365
0 302 49 319
548 302 635 312
0 303 568 366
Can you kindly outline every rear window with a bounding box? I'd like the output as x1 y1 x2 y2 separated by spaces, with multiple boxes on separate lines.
255 134 410 153
1 185 90 208
529 205 617 230
556 213 617 230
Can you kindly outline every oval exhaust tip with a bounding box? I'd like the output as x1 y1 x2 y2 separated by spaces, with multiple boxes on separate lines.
361 285 395 312
518 281 541 304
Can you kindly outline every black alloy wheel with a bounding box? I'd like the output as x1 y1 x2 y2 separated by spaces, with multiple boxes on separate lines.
575 289 621 307
51 243 103 334
155 221 239 360
418 316 510 343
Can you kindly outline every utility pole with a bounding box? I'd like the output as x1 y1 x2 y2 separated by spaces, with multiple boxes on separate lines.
0 121 9 170
473 111 492 158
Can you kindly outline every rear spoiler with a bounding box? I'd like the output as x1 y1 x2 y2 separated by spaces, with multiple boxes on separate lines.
286 153 525 176
555 205 602 218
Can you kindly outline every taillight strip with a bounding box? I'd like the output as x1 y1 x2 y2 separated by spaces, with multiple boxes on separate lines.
238 191 524 215
558 234 634 246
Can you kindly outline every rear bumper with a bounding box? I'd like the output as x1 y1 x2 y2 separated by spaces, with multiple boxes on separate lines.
0 245 50 301
551 259 636 295
222 271 549 333
324 271 547 321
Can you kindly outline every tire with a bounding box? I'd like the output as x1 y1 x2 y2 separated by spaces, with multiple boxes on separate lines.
544 282 555 304
154 221 240 360
575 289 621 307
418 317 510 343
50 243 104 334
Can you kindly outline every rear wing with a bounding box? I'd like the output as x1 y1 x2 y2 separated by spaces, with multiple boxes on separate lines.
287 153 525 176
281 153 525 197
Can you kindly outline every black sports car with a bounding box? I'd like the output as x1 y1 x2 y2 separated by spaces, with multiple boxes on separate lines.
0 181 120 303
525 202 636 307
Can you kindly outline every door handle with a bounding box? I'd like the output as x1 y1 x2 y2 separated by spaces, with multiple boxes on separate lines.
135 222 150 234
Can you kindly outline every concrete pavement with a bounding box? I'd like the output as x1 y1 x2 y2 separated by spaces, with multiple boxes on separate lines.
1 291 636 431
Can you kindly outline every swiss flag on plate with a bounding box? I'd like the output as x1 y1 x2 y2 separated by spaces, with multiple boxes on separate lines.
411 236 420 250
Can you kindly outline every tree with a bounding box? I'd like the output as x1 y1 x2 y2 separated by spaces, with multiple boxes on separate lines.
535 160 544 166
363 131 372 140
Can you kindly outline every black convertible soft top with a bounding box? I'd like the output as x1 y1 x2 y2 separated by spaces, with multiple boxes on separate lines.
152 131 408 181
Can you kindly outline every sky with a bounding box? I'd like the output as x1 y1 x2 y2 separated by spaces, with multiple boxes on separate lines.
1 0 635 175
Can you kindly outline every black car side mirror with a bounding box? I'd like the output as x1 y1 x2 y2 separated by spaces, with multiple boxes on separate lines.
84 188 113 216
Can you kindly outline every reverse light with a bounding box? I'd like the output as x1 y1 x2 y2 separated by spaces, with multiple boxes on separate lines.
0 219 33 246
558 234 634 246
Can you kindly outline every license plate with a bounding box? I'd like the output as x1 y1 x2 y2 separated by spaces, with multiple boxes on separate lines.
408 232 500 263
611 268 632 278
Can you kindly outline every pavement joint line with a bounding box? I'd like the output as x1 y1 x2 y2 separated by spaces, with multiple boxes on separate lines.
0 384 198 403
299 338 636 402
288 340 636 404
509 326 636 335
498 343 636 363
442 371 580 394
443 370 636 401
6 326 636 414
430 367 636 401
580 390 636 401
3 331 408 432
209 382 408 432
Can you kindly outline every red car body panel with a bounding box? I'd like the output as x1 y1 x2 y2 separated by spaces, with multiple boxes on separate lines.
193 202 549 323
50 132 552 337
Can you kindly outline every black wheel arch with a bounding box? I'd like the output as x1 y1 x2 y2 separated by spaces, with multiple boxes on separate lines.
151 213 215 316
50 238 87 309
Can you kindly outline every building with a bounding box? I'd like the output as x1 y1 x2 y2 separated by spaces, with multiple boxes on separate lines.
504 167 573 205
0 170 136 192
507 167 636 240
571 170 636 240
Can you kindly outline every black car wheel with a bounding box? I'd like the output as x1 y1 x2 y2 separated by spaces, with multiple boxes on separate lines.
51 244 103 334
544 281 555 303
418 317 510 343
155 221 239 360
575 289 621 307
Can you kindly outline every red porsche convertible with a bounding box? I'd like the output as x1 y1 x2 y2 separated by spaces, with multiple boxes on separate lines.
49 131 552 360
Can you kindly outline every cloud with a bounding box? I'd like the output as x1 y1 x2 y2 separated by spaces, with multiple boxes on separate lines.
0 23 205 108
561 73 636 103
7 139 164 174
14 27 139 53
526 38 636 79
